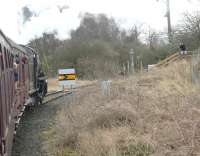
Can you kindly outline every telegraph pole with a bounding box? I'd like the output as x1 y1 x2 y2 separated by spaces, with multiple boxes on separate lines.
157 0 172 42
166 0 172 42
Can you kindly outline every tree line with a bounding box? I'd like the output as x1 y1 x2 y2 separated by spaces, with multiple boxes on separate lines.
29 12 200 79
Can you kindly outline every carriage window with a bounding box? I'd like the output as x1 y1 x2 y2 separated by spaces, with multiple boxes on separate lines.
11 54 14 68
5 49 9 68
3 47 8 68
0 44 4 71
8 51 11 68
7 50 9 68
10 52 12 68
8 52 10 68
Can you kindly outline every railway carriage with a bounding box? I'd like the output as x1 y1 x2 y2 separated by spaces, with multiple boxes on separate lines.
0 31 16 156
0 30 47 156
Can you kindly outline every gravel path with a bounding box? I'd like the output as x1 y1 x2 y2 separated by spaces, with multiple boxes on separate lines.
11 96 67 156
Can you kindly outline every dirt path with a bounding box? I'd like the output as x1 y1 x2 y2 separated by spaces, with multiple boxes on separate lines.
11 96 67 156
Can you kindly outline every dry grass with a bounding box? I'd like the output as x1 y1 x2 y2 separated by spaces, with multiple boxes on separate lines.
46 60 200 156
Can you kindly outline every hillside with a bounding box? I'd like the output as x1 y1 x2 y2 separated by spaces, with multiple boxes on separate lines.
43 59 200 156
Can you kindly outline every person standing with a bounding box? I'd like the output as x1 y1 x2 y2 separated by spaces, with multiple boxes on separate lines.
14 54 20 90
179 43 187 55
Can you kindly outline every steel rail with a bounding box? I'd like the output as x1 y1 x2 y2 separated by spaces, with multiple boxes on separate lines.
43 83 95 104
43 91 71 104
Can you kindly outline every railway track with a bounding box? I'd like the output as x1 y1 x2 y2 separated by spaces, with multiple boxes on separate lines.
43 90 72 104
43 83 95 104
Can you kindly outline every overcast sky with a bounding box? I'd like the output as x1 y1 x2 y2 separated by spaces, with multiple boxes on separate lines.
0 0 200 44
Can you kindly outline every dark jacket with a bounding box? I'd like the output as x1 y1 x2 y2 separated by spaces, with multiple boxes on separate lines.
180 44 186 51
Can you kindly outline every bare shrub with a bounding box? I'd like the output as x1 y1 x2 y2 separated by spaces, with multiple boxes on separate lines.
46 60 200 156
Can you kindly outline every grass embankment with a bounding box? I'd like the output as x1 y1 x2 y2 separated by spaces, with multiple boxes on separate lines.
44 60 200 156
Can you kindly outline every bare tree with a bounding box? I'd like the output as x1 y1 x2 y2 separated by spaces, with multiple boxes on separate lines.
146 28 160 50
174 12 200 49
126 24 143 43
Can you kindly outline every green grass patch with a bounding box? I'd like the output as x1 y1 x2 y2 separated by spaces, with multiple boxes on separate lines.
119 143 154 156
56 147 78 156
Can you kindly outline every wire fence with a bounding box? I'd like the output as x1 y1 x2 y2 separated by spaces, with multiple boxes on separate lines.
191 48 200 84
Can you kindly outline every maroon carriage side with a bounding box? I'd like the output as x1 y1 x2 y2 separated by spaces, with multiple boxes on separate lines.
0 30 30 156
0 30 15 156
0 30 47 156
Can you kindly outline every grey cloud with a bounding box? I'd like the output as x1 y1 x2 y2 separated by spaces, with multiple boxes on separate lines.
21 6 37 24
57 5 69 13
21 4 69 25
